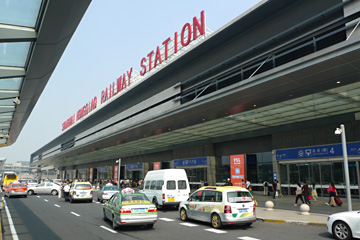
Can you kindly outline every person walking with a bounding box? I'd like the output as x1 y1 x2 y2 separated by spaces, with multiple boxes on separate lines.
311 183 318 201
272 180 278 199
245 179 251 189
326 182 338 207
294 182 304 206
63 183 70 201
302 181 310 205
263 180 269 196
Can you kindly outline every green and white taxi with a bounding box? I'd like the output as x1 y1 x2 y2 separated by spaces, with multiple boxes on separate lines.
179 186 256 228
69 182 93 203
103 192 158 229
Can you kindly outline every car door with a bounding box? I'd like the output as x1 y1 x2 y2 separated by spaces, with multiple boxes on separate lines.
45 183 54 194
187 190 203 220
35 183 46 193
105 194 117 220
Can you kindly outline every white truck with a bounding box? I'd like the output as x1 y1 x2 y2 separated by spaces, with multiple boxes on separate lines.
141 169 190 209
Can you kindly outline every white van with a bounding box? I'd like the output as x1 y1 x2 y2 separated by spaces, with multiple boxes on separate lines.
141 169 190 209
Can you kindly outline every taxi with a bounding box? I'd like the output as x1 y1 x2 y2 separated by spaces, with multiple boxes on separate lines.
4 181 28 198
179 186 256 228
69 182 93 203
103 192 157 229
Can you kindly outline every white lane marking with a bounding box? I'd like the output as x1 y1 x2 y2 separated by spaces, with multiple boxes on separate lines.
179 222 199 227
238 237 261 240
95 202 100 204
54 204 61 208
100 226 117 233
204 228 227 234
158 218 175 222
71 212 80 217
37 196 41 198
44 199 48 202
4 199 19 240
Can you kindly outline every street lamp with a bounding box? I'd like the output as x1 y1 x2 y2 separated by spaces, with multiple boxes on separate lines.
334 124 352 211
116 158 121 188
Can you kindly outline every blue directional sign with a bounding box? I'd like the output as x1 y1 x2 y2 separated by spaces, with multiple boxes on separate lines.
276 142 360 160
126 163 143 170
174 157 207 167
273 172 277 181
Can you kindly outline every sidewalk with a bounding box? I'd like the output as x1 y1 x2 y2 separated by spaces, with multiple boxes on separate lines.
253 193 360 226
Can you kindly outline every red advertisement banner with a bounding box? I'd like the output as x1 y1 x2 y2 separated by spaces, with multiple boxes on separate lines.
153 162 161 170
230 154 245 187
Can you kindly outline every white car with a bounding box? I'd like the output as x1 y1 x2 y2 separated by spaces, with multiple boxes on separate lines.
69 182 93 203
27 182 61 195
327 211 360 240
179 186 256 228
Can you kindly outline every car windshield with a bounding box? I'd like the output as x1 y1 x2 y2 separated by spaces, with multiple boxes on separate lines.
121 194 150 204
12 184 26 188
75 184 91 190
227 191 253 203
103 186 119 191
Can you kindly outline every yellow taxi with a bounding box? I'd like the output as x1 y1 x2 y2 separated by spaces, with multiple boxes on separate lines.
179 186 256 228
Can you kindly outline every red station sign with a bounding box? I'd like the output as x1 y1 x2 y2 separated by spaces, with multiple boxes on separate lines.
62 11 206 131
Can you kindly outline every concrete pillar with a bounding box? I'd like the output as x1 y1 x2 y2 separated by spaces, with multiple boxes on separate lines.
207 156 216 186
344 0 360 39
356 161 360 199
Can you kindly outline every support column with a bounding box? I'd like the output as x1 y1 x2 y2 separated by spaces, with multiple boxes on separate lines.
207 156 216 186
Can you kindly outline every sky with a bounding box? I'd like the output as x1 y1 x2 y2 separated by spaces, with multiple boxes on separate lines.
1 0 263 163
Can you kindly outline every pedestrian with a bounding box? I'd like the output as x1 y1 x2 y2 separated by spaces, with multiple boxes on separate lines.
248 186 258 206
203 180 209 186
311 183 318 201
326 182 338 207
294 182 304 206
224 178 233 186
63 183 70 201
263 180 269 196
245 179 251 189
272 180 278 199
302 181 310 205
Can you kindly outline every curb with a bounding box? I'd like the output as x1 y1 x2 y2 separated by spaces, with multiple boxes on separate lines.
256 217 327 226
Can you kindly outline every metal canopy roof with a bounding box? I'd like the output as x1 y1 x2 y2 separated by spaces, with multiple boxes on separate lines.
0 0 91 147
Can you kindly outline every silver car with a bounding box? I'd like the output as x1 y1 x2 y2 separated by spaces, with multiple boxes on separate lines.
27 182 61 196
97 185 120 203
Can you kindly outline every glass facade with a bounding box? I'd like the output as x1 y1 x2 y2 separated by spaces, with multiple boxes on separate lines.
280 161 359 198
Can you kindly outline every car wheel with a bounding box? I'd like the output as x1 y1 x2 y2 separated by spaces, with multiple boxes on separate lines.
152 198 159 209
180 208 188 221
333 221 352 240
70 196 73 203
211 213 222 229
103 210 107 221
146 224 154 228
24 195 27 198
112 215 117 230
51 190 58 196
28 190 34 196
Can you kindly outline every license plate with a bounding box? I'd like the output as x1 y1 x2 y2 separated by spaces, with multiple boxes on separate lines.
239 209 248 213
133 208 145 213
168 197 175 202
80 192 87 195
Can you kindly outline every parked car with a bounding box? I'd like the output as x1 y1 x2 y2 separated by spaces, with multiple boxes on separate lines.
98 185 120 203
327 210 360 240
3 181 27 198
179 186 256 229
69 182 93 203
103 192 157 229
27 182 61 196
